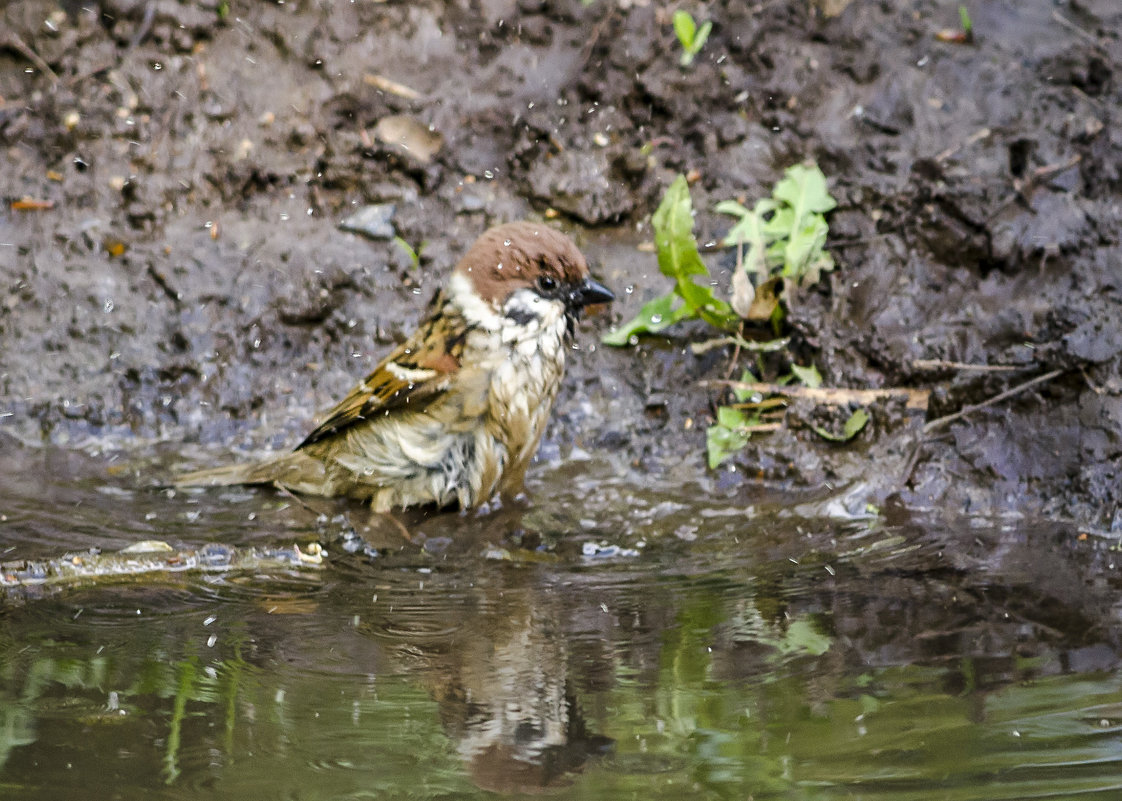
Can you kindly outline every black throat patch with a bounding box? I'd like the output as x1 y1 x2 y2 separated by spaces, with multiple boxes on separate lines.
505 306 540 326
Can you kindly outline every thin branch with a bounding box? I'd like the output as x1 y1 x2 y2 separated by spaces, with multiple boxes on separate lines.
691 336 789 355
702 380 930 411
922 368 1065 434
1051 11 1105 50
912 359 1026 372
2 33 59 84
362 73 423 100
935 126 992 163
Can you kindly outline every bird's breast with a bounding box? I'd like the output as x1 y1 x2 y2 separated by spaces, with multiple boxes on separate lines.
484 313 568 448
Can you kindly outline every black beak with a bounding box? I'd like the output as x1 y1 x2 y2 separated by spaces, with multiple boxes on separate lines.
570 277 614 308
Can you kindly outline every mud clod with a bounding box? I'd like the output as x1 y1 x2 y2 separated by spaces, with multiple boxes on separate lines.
1 0 1121 527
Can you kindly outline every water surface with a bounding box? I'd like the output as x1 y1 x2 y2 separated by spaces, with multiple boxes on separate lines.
2 443 1120 800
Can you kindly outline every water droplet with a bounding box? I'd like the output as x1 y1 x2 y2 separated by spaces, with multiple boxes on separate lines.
503 239 511 246
625 284 635 294
649 313 662 324
496 261 503 270
103 298 114 313
628 335 639 346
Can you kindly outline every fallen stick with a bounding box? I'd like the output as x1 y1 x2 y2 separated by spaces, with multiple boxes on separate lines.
1 33 59 83
701 380 930 411
922 368 1065 434
363 73 422 99
912 359 1026 372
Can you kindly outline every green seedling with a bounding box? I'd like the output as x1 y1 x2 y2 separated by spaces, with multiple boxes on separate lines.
673 10 712 67
393 236 421 269
605 165 836 345
706 370 760 469
602 174 738 346
959 5 973 38
790 362 822 388
812 408 869 443
604 167 843 468
937 5 974 43
707 362 866 467
716 163 837 295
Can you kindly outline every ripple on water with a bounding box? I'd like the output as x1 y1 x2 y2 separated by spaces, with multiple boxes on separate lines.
5 446 1122 800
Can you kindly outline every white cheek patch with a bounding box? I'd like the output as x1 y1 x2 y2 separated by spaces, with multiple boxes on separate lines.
501 288 564 344
449 272 503 331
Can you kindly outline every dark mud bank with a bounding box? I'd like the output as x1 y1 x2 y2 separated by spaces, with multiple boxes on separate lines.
1 0 1121 529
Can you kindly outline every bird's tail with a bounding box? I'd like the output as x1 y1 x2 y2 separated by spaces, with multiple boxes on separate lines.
175 461 262 488
175 452 329 493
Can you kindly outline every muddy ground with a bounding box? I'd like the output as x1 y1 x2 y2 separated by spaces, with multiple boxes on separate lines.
1 0 1120 529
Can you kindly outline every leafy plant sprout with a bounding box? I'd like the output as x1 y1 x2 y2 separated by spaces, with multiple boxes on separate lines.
673 10 712 67
603 166 853 467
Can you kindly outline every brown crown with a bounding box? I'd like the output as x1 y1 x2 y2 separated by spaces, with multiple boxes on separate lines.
455 222 589 306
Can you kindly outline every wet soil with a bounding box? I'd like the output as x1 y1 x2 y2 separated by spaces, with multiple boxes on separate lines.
2 0 1122 529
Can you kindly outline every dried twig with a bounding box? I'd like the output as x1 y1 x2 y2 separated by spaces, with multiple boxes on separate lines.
363 73 422 100
987 154 1084 222
691 336 789 355
912 359 1026 372
935 127 991 163
1 33 58 84
922 368 1065 434
1051 11 1105 50
701 380 930 411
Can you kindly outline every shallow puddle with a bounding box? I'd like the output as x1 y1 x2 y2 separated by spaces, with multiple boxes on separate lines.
2 443 1121 800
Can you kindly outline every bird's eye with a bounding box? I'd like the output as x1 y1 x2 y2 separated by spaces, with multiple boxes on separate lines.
537 275 558 293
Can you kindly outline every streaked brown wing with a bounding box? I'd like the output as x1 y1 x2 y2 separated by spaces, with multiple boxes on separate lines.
295 293 470 449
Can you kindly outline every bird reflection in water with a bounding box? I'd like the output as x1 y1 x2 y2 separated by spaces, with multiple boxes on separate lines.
357 569 614 792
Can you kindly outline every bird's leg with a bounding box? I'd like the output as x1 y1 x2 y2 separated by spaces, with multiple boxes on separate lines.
376 511 415 544
272 482 331 519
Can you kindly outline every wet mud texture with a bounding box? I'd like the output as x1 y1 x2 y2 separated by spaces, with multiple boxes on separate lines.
1 0 1121 527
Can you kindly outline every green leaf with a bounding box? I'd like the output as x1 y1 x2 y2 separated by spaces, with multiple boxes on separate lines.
693 20 713 53
707 401 760 469
731 368 759 402
719 198 778 282
673 10 697 49
605 174 738 346
652 176 704 278
773 164 837 216
812 408 869 442
653 176 739 330
790 363 822 388
716 405 750 429
718 163 838 322
959 4 973 34
674 11 711 66
778 618 832 656
843 408 870 438
707 421 747 469
601 292 694 345
392 236 420 269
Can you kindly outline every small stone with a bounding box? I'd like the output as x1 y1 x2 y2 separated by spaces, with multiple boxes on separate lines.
338 204 397 241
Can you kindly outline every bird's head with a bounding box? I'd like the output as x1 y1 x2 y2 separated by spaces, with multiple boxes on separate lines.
455 222 614 328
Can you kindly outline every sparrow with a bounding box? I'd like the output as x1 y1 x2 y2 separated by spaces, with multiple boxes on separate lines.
177 221 614 512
